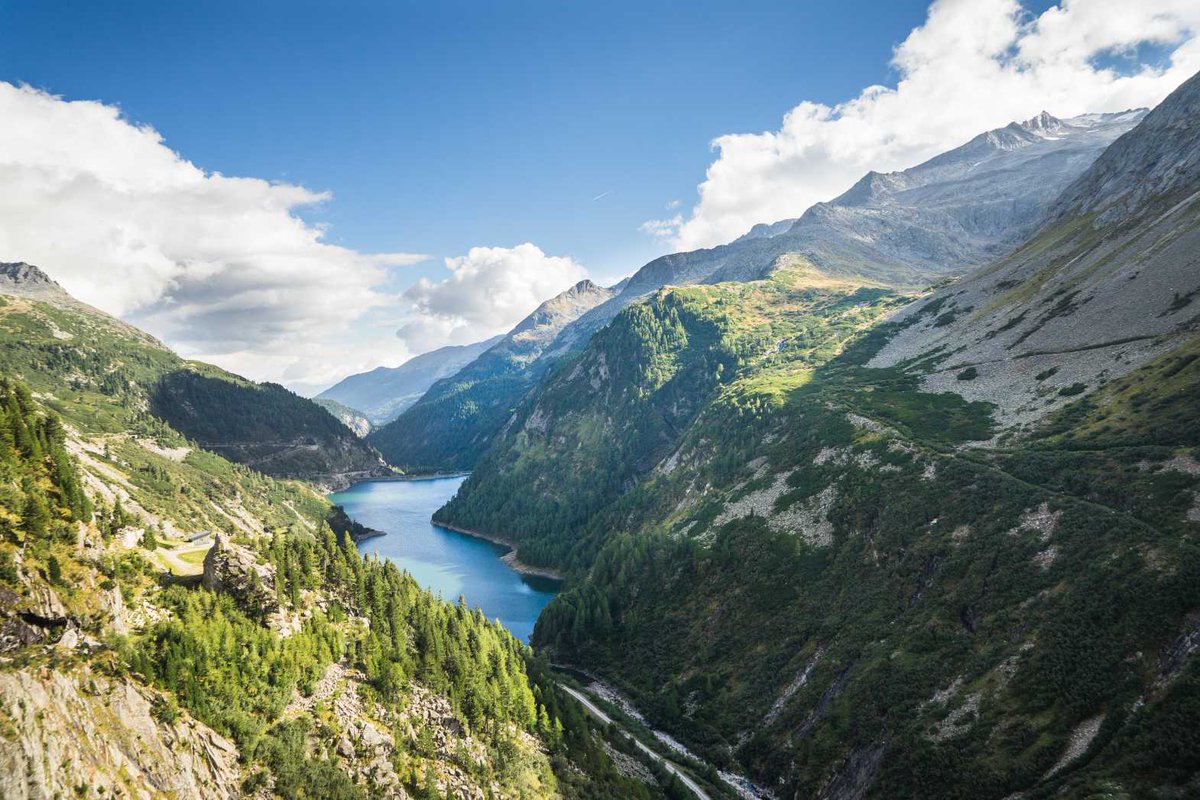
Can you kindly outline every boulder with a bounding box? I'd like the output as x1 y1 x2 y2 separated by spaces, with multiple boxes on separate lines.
26 584 67 622
201 534 278 618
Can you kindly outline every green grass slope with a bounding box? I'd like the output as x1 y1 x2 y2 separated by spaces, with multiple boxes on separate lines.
436 265 914 570
0 275 386 488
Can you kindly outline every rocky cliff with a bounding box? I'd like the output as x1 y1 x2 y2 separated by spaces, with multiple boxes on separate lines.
0 666 242 800
869 71 1200 431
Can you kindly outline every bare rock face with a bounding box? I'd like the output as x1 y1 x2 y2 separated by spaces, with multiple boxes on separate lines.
0 584 71 654
0 262 73 303
201 534 278 618
25 584 68 621
0 587 50 653
0 666 242 800
869 72 1200 431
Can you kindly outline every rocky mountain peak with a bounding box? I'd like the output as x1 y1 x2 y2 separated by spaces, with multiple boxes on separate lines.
0 262 71 301
1019 110 1066 135
0 262 55 284
515 279 615 333
566 279 601 295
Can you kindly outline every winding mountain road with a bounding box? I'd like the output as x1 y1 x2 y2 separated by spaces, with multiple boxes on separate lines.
559 684 713 800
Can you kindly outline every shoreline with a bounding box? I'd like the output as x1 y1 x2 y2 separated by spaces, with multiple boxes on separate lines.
349 528 387 543
341 471 472 488
432 521 565 581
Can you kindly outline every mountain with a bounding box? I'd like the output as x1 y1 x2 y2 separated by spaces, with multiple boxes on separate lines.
368 279 615 472
371 111 1143 476
867 79 1200 431
316 335 503 426
313 397 373 437
0 373 658 799
557 108 1146 350
0 263 388 489
431 75 1200 797
0 266 662 796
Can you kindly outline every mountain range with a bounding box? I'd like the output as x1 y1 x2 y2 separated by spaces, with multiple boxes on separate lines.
317 335 503 428
0 56 1196 800
0 262 388 490
428 72 1200 797
368 108 1145 475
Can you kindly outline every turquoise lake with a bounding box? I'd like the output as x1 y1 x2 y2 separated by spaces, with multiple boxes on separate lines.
328 476 559 642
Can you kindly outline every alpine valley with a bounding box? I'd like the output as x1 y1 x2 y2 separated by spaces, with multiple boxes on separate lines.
1 30 1198 800
432 73 1200 797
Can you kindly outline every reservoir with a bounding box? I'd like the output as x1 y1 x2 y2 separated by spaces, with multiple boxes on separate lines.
329 476 559 642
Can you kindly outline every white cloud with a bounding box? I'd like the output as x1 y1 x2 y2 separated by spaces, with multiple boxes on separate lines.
639 215 683 239
0 81 427 391
648 0 1200 250
395 243 588 353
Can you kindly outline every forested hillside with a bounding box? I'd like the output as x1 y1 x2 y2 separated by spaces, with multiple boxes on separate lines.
0 372 667 798
431 74 1200 798
438 264 912 569
373 110 1137 478
0 263 387 488
370 280 613 473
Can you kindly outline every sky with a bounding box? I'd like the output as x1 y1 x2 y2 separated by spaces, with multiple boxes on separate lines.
0 0 1196 394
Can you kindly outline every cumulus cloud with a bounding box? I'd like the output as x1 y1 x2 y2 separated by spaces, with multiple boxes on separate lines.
395 243 588 353
648 0 1200 250
0 81 426 391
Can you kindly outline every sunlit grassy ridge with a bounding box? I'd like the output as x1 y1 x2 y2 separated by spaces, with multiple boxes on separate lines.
437 263 913 569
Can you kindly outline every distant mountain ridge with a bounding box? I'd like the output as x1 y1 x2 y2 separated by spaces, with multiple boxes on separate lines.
563 108 1146 350
368 279 614 471
317 335 503 426
369 109 1144 474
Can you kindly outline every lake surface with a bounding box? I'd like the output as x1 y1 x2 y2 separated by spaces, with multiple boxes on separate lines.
328 476 559 642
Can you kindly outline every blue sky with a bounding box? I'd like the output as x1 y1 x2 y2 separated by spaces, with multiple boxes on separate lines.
0 0 1191 392
0 0 943 284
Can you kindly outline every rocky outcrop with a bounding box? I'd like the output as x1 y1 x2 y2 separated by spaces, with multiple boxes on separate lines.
0 582 72 654
201 534 278 618
816 742 887 800
0 666 242 800
0 262 66 297
313 398 373 437
289 663 500 800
